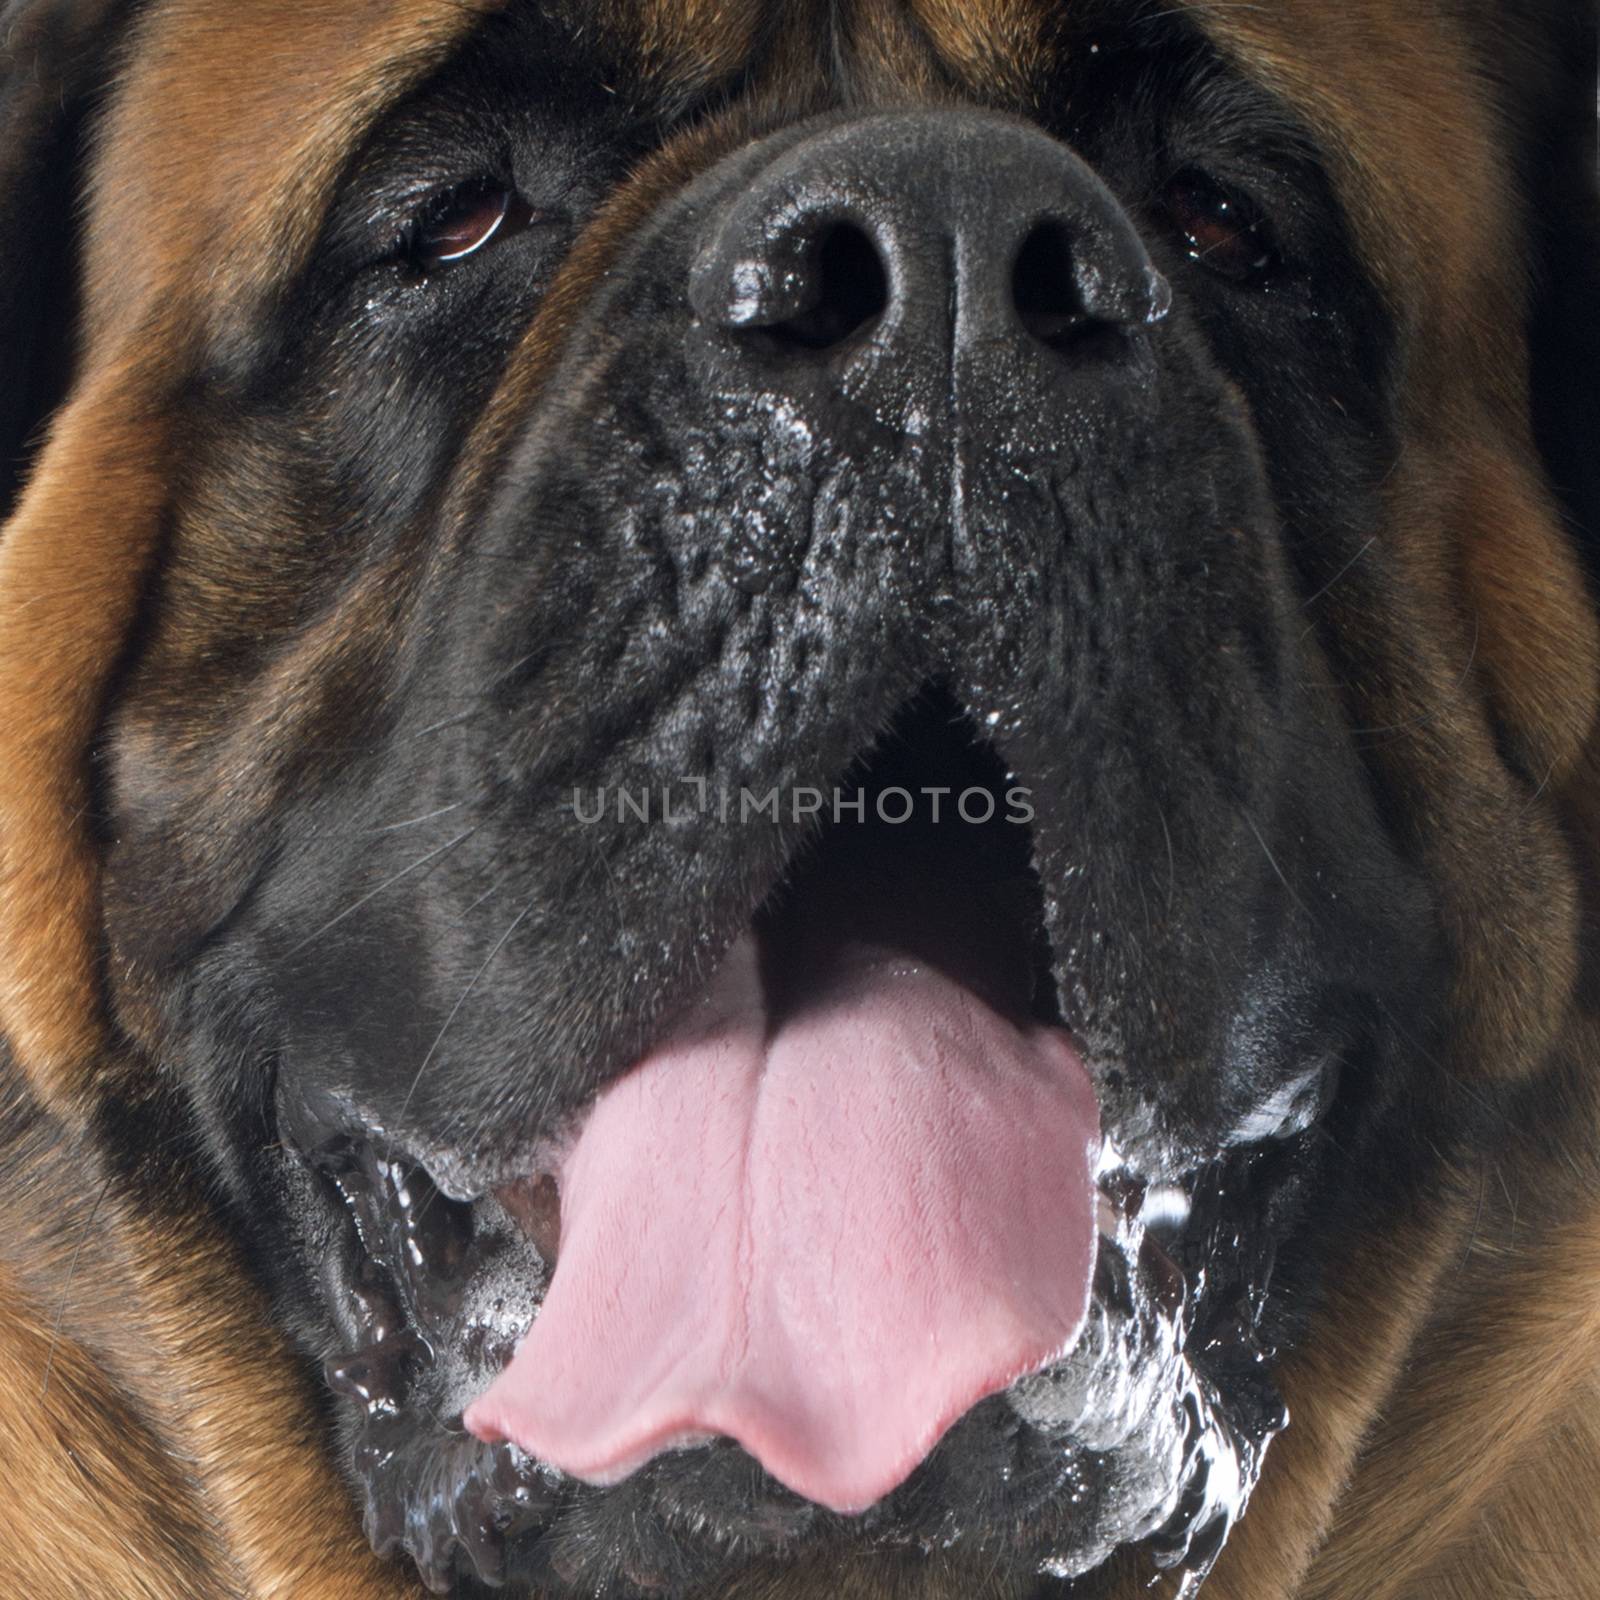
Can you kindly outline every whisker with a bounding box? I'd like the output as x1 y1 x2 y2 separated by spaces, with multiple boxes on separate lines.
285 827 480 956
399 898 536 1124
41 1173 114 1403
369 801 469 834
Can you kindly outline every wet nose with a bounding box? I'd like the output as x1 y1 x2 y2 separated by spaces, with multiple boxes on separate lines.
689 109 1170 369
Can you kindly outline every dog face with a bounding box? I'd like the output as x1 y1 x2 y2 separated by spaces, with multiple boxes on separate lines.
1 2 1597 1597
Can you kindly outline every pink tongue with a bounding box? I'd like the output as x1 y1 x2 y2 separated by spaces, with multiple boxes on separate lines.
464 933 1100 1514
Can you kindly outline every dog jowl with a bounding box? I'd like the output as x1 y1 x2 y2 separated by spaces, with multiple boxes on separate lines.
1 1 1597 1598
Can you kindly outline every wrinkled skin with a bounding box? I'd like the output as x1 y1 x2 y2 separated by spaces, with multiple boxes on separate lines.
87 5 1460 1597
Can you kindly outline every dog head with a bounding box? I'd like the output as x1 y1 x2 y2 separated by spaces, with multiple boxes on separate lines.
2 2 1597 1596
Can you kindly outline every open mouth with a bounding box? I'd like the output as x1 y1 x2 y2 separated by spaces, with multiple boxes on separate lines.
288 690 1298 1597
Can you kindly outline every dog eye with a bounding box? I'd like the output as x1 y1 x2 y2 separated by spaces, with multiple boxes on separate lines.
410 182 536 271
1162 170 1280 285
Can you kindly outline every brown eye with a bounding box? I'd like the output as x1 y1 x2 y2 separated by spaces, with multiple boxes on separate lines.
1163 170 1279 285
413 183 535 270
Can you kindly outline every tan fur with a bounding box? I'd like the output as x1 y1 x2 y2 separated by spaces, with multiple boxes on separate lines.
1189 0 1600 792
1425 1383 1600 1600
0 1071 416 1598
0 1265 241 1600
1 2 1597 1598
0 0 503 1116
607 0 766 89
904 0 1055 102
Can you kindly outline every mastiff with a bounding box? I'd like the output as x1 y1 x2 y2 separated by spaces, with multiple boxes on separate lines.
1 1 1598 1597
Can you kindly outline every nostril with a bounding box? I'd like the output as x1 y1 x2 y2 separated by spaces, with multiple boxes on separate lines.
762 221 890 354
1013 220 1122 357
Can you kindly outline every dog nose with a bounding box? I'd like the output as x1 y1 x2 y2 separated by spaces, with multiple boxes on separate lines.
689 109 1170 369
